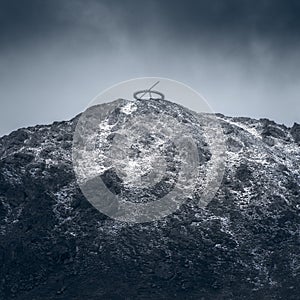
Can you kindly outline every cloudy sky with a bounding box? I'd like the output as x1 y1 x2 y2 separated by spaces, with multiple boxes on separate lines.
0 0 300 136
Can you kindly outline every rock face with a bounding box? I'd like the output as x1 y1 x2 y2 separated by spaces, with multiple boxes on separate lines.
291 123 300 144
0 99 299 299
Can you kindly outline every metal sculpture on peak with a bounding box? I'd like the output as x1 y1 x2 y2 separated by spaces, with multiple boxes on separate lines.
133 81 165 100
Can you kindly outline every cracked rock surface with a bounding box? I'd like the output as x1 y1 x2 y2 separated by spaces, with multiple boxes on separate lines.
0 99 299 299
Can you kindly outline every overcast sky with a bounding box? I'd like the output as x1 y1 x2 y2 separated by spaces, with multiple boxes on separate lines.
0 0 300 136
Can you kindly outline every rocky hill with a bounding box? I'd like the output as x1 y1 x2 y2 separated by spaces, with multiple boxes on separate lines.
0 99 299 299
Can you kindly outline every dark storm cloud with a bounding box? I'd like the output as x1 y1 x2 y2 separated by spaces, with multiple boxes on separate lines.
154 0 300 40
0 0 59 45
1 0 300 49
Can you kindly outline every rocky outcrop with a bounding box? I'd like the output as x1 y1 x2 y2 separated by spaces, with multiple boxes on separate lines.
291 123 300 144
0 99 299 299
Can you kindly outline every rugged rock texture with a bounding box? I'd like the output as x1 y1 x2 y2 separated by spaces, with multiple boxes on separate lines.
0 99 299 299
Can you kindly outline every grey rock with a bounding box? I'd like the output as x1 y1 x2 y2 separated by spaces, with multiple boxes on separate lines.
291 123 300 144
0 99 299 300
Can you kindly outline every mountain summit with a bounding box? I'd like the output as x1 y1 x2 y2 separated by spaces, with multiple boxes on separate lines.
0 99 299 299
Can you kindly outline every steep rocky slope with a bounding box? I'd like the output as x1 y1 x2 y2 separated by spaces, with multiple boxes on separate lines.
0 99 299 299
